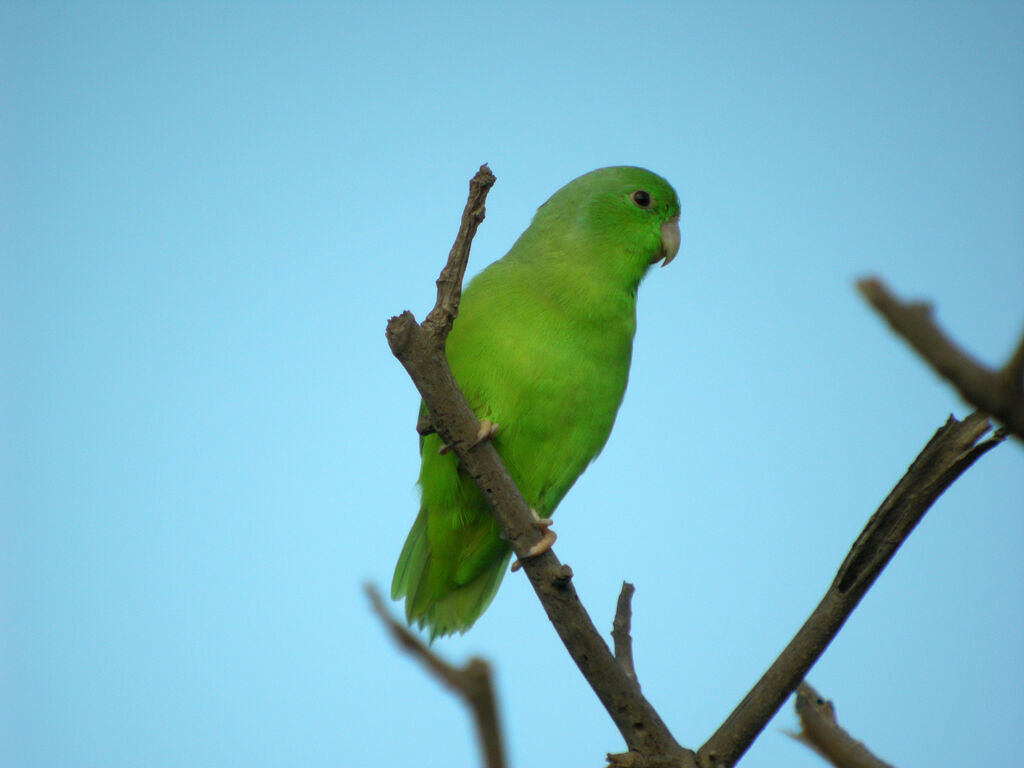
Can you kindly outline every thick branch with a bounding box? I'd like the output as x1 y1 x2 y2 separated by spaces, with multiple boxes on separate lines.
697 412 1002 767
858 277 1024 441
365 584 505 768
386 168 692 767
787 682 894 768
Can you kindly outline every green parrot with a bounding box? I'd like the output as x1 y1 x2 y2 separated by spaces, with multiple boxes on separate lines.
392 166 681 639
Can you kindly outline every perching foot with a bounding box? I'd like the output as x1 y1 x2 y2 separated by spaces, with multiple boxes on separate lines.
470 419 499 448
511 509 557 571
438 419 499 454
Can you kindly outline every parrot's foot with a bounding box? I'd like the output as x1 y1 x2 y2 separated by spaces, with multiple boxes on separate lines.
438 419 499 455
511 509 557 571
471 419 499 448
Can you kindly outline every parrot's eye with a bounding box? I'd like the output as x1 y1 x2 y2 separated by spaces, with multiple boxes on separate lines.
630 190 651 208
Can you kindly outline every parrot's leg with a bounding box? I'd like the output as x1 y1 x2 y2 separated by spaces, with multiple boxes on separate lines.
510 509 557 571
437 419 500 454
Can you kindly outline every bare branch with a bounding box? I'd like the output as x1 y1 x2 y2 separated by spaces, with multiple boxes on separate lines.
999 333 1024 395
365 584 506 768
858 277 1024 441
386 168 693 767
416 409 435 436
422 164 496 347
786 682 895 768
612 582 638 686
607 752 654 768
697 412 1002 767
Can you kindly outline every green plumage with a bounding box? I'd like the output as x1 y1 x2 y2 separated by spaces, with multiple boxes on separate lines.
392 167 681 639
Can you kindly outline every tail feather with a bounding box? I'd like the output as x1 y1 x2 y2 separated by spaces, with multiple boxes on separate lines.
392 508 512 640
391 508 428 603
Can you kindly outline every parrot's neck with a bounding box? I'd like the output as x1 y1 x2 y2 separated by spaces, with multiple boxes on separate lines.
503 225 649 336
521 257 640 344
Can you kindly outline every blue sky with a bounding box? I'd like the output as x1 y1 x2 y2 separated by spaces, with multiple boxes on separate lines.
4 2 1022 766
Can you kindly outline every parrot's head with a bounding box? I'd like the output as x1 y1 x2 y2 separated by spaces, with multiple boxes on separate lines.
531 166 681 287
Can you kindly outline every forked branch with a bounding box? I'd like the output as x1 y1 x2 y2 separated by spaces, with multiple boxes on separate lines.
697 413 1001 766
365 584 506 768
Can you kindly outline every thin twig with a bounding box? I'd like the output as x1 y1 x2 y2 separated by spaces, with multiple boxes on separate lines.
857 277 1024 441
365 584 506 768
697 412 1002 767
612 582 638 686
385 167 694 767
786 682 895 768
422 164 496 348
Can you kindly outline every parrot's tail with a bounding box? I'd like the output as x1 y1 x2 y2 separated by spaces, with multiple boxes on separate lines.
391 507 512 641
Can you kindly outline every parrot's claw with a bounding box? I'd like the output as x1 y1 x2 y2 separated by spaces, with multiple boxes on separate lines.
470 419 499 448
438 419 499 455
528 507 554 528
511 509 557 571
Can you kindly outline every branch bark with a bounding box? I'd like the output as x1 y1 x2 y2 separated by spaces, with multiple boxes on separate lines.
385 166 693 767
420 165 496 347
696 412 1002 767
365 584 506 768
612 582 639 686
787 682 895 768
858 277 1024 441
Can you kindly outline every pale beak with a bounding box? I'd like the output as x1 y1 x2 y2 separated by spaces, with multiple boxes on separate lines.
658 216 680 267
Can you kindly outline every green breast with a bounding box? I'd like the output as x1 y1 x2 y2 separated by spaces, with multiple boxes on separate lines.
445 257 637 514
